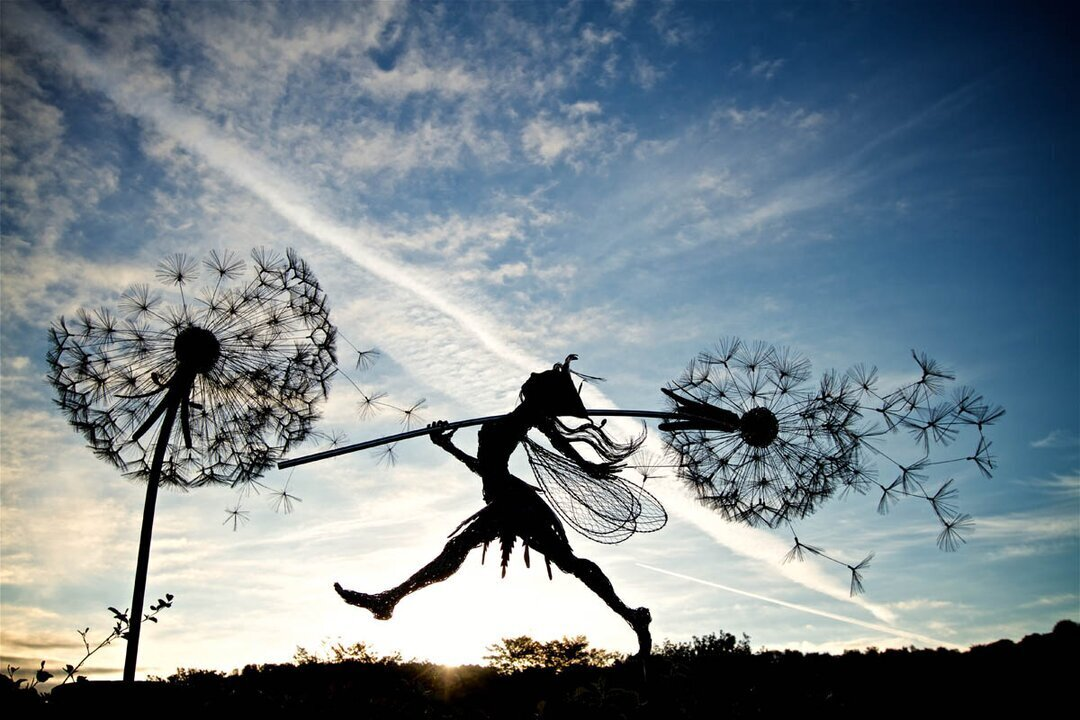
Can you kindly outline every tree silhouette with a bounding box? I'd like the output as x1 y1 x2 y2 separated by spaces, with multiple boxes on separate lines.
485 636 619 673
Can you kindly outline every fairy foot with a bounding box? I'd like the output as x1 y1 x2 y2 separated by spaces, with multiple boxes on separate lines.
629 606 652 658
334 582 394 620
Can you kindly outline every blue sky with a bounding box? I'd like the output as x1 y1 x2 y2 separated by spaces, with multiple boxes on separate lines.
1 1 1077 681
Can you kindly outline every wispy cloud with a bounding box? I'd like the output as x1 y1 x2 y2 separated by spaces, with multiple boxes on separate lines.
650 0 702 47
633 56 665 89
1018 593 1079 609
356 51 489 102
638 564 961 648
977 511 1079 542
889 598 963 612
521 103 635 170
1024 471 1080 498
2 4 910 624
750 58 785 80
1031 430 1080 449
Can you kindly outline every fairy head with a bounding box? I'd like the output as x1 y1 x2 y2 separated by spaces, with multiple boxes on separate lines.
519 354 588 419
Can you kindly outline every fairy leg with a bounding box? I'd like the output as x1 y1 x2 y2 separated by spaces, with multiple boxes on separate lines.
335 516 498 620
527 532 652 658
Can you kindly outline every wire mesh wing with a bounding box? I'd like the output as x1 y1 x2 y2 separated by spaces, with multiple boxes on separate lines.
523 437 667 544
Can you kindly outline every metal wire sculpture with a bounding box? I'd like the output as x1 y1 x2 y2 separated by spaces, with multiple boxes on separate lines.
47 248 336 680
281 339 1001 653
522 422 666 544
333 356 659 657
660 337 1002 592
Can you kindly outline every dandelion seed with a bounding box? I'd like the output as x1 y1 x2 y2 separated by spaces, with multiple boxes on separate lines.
223 505 250 532
937 513 974 552
156 253 199 286
876 480 902 515
895 458 929 493
377 443 398 468
927 479 959 521
968 437 996 479
847 553 874 596
782 535 823 564
912 350 954 390
357 390 388 421
631 451 662 483
399 398 427 430
355 348 381 371
847 363 879 397
270 482 303 515
203 249 245 281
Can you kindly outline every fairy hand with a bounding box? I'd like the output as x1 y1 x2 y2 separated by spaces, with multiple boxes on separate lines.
428 420 455 448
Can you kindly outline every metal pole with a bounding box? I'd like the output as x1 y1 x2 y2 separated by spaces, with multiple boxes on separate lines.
277 409 683 469
123 394 179 681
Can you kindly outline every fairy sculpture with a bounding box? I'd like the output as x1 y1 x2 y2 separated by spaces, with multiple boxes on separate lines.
334 355 665 657
283 339 1002 656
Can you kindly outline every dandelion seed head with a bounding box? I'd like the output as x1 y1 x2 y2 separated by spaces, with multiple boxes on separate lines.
663 339 862 528
663 338 1001 547
48 248 337 490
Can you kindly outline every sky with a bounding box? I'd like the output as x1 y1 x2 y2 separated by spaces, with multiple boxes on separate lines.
1 0 1077 683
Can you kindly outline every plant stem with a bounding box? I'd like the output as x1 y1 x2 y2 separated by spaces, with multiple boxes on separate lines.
123 393 180 682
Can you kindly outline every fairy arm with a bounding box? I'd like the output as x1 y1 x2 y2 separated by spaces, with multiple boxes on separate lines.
428 421 481 475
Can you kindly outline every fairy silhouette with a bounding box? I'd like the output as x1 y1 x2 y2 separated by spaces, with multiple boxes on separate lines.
334 355 664 657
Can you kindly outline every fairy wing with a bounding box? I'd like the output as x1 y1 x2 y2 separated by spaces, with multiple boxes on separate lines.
523 437 667 544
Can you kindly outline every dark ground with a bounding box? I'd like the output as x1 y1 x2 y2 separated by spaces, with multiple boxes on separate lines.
7 620 1076 717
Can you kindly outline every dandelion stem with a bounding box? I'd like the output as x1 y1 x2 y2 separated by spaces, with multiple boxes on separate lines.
123 387 181 682
278 409 695 469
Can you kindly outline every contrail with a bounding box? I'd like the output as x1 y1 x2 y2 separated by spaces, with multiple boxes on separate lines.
638 563 962 649
5 2 537 378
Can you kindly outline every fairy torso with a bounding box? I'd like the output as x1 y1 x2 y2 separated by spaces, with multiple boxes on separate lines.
476 412 532 503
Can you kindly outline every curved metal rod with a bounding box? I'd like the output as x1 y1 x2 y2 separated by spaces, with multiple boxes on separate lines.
277 409 694 470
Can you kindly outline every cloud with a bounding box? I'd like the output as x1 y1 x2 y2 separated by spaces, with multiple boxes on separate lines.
710 101 828 132
633 56 665 89
521 105 635 170
355 51 489 102
787 108 827 130
750 58 785 80
632 137 678 160
1022 471 1080 501
4 3 1010 666
563 100 603 117
179 2 400 117
976 510 1079 542
889 598 961 612
1031 430 1080 449
638 564 959 648
694 169 752 199
341 116 508 176
1018 593 1079 609
650 0 701 47
711 104 771 129
580 26 620 50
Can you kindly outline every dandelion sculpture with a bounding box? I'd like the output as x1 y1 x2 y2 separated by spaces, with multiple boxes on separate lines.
660 338 1001 593
47 248 336 680
279 340 1000 656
